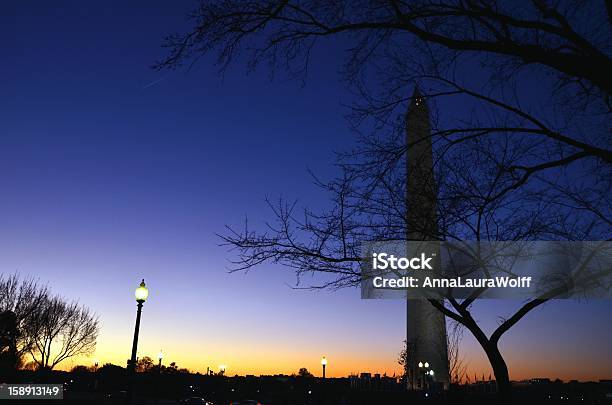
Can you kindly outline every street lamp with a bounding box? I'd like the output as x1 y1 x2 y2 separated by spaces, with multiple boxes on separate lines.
418 360 429 390
129 280 148 374
158 350 163 372
321 356 327 379
135 280 149 302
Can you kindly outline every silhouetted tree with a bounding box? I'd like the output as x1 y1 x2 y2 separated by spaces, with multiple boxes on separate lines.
398 320 465 385
98 363 125 375
71 364 93 373
0 274 49 373
136 356 155 373
29 295 99 370
160 2 611 404
298 367 313 378
0 311 19 373
157 1 610 171
20 361 38 371
447 321 466 385
397 339 410 385
218 90 610 403
165 361 179 374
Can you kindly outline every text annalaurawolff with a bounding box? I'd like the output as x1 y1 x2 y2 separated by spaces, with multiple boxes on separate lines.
372 276 533 289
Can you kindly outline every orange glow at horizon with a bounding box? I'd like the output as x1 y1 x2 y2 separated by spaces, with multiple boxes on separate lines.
43 274 612 384
63 347 405 379
56 338 610 383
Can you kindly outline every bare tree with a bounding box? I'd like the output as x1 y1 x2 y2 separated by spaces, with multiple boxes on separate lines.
397 340 408 382
0 274 48 372
29 295 99 370
399 321 464 386
447 320 466 385
156 0 611 168
158 2 611 404
397 338 417 387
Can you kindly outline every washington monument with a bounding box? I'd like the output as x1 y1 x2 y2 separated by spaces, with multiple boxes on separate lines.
405 87 450 389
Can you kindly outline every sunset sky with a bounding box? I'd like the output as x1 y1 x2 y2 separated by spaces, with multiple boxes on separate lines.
2 0 611 381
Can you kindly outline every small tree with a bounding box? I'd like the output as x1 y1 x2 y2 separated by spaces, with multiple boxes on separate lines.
398 321 465 386
397 339 411 386
166 361 179 374
98 363 125 375
29 295 99 370
298 367 313 378
136 356 155 373
71 364 92 373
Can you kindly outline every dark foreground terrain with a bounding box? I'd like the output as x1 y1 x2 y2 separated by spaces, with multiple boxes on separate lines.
3 369 612 404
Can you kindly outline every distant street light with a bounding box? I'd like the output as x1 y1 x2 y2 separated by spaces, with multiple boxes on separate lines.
321 356 327 379
418 360 430 390
158 350 163 373
426 369 434 391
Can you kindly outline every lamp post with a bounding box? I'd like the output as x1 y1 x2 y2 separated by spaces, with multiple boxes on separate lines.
129 280 149 373
418 362 424 390
321 356 327 379
158 350 163 373
418 361 430 390
93 360 99 393
127 280 148 404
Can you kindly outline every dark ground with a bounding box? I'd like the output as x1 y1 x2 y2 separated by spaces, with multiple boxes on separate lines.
2 369 612 404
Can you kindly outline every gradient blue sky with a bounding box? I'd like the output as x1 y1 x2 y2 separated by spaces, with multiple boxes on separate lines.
1 0 611 380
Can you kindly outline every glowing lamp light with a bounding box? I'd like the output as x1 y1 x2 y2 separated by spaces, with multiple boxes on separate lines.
430 370 434 376
424 362 429 368
418 362 423 368
158 350 163 360
321 356 327 366
135 279 149 302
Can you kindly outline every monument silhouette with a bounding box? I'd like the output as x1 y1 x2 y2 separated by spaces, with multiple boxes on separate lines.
405 88 450 390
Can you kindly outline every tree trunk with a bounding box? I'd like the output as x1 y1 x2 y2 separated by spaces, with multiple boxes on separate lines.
484 343 512 405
